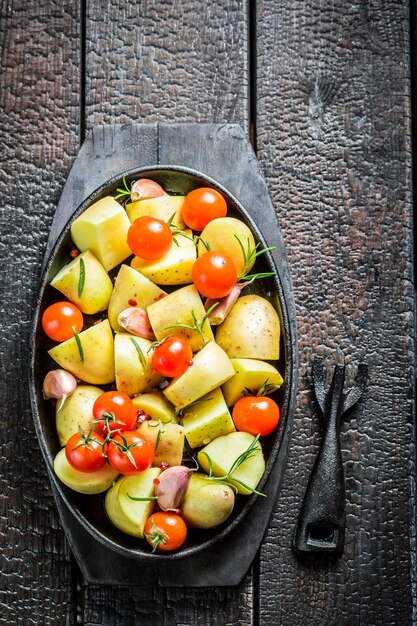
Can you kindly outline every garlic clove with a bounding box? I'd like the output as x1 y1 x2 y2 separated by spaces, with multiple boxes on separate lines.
205 284 245 325
118 307 155 340
42 369 77 412
155 466 193 512
130 179 167 202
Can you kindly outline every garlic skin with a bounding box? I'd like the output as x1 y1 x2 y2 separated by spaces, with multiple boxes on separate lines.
118 307 155 339
155 466 193 512
43 369 77 412
130 179 166 202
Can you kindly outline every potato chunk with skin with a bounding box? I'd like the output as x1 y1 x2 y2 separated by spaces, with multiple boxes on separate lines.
126 195 186 229
147 284 213 352
71 196 132 271
48 320 115 385
114 333 163 397
54 449 119 494
222 358 283 407
198 431 265 495
180 387 235 448
50 250 112 314
56 385 103 446
108 264 167 332
132 392 178 424
216 295 280 360
135 421 184 467
163 341 235 409
131 230 196 285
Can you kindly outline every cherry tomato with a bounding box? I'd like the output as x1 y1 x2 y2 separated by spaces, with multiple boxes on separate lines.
182 187 227 231
127 216 172 260
42 301 83 342
65 429 106 473
93 391 137 435
107 432 154 475
144 512 187 552
192 251 237 299
152 335 193 377
232 396 280 436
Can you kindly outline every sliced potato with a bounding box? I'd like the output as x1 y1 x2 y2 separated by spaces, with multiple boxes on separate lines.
198 431 265 495
147 284 213 352
132 392 177 424
216 295 280 360
198 217 256 276
105 468 161 537
48 320 115 385
108 264 167 332
180 387 235 448
131 229 195 286
163 341 235 409
135 421 185 467
126 195 186 229
50 250 112 314
222 358 283 407
56 385 103 446
114 333 163 397
71 196 131 271
54 449 119 494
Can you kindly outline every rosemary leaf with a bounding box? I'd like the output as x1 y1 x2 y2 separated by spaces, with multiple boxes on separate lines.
72 326 84 363
130 337 147 368
127 494 158 502
78 257 85 299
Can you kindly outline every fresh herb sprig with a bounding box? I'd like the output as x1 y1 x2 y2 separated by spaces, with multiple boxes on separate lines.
235 235 276 282
242 378 282 398
167 212 196 246
148 417 172 450
200 434 266 497
164 303 219 339
114 176 132 205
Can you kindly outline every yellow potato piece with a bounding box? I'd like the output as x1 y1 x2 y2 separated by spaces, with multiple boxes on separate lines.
56 385 103 446
126 195 186 229
198 217 256 276
131 230 196 285
114 333 163 397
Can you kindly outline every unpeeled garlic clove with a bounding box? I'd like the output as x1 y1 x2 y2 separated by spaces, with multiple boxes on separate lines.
155 466 193 512
205 283 246 325
42 369 77 412
130 179 166 202
118 307 155 339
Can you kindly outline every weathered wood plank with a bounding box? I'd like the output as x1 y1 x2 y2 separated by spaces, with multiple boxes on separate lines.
85 0 249 130
82 2 252 624
256 0 414 624
0 1 81 624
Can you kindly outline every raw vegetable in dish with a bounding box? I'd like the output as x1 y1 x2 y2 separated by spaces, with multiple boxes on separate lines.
41 174 284 552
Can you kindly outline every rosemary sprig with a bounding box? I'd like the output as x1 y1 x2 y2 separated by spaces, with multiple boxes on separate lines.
235 235 276 282
166 212 196 246
147 418 172 450
78 257 85 299
164 303 219 339
201 434 266 497
72 326 84 363
130 337 147 368
114 175 132 203
242 378 282 397
196 237 211 252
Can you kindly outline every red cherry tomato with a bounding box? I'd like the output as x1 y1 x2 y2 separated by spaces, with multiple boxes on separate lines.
181 187 227 231
232 396 280 436
65 429 106 473
152 335 193 378
192 251 237 299
107 432 154 475
93 391 137 435
42 301 83 342
127 216 172 260
144 512 187 552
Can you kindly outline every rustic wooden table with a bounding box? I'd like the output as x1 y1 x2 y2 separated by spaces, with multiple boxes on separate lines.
1 1 415 625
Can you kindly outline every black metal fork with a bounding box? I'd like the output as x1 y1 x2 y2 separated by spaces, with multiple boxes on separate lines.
292 357 369 555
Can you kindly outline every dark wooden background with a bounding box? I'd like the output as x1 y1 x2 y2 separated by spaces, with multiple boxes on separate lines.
0 1 415 625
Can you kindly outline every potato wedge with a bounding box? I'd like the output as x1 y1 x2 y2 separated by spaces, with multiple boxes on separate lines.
131 230 196 285
222 358 283 407
135 421 185 467
180 387 235 448
126 195 186 229
114 333 163 397
132 392 177 424
54 449 119 494
198 217 256 276
56 385 103 446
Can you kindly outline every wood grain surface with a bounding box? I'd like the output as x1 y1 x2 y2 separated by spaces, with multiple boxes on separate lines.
0 1 80 624
0 0 414 624
255 1 415 624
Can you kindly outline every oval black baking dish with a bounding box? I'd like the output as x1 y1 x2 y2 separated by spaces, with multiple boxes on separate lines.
29 165 295 562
